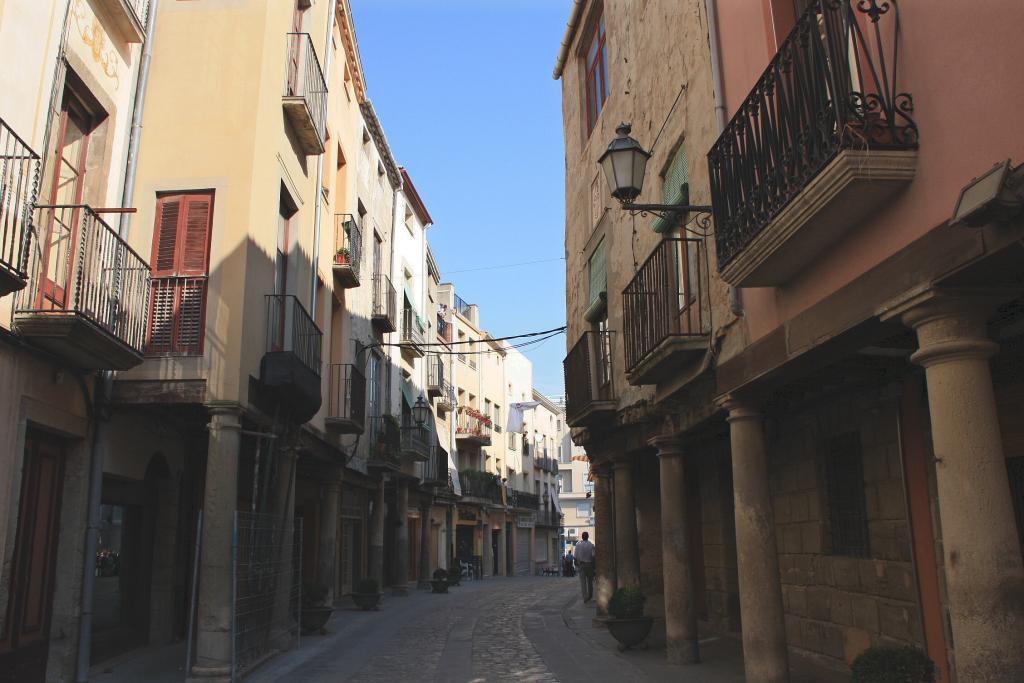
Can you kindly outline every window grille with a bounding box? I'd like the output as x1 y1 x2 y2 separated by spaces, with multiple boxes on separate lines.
825 432 870 557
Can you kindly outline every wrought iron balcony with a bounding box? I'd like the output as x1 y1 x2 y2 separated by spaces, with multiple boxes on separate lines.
622 238 711 385
326 363 365 434
95 0 149 43
15 205 150 370
260 294 322 422
708 0 917 287
459 471 503 505
426 355 455 415
400 420 431 462
0 119 39 296
371 273 397 332
419 445 448 487
510 490 539 511
436 313 451 342
366 415 401 470
401 307 426 358
283 33 328 155
456 406 492 446
536 508 563 528
564 330 616 427
332 214 361 288
453 293 473 320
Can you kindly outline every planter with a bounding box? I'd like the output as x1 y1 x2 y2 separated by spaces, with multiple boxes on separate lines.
334 254 350 265
606 616 653 651
351 592 382 611
430 579 449 594
300 606 333 634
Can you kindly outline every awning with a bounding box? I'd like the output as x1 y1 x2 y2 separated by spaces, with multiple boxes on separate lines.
400 378 415 410
550 489 561 514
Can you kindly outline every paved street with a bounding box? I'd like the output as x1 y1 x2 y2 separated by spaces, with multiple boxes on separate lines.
242 577 843 683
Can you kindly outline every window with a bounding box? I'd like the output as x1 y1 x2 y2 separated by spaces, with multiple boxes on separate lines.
562 475 573 493
508 432 517 450
584 14 609 135
147 192 214 355
577 501 592 519
494 405 502 433
825 433 870 557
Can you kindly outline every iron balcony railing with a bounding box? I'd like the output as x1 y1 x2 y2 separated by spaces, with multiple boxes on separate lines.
401 420 431 460
510 490 539 511
419 445 447 485
0 118 39 292
372 273 397 329
284 33 328 147
459 471 503 504
537 508 562 528
622 238 710 374
327 363 365 429
564 330 615 425
436 313 451 342
453 293 473 319
708 0 917 268
16 205 150 353
427 354 454 404
456 406 492 443
333 214 362 280
401 307 425 348
265 294 322 377
367 415 401 468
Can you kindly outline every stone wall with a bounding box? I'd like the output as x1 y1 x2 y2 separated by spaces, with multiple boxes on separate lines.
696 438 741 633
768 385 923 671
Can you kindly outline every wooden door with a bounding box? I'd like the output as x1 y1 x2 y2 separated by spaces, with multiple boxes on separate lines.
0 431 67 683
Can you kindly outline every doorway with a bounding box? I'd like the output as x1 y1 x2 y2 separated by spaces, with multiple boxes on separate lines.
0 430 67 683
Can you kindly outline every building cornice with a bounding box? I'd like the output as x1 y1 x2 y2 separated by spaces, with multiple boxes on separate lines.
553 0 588 79
359 101 402 189
400 167 434 225
337 0 367 102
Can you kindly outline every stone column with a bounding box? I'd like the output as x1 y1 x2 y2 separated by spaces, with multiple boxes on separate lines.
497 518 508 576
650 436 699 665
892 289 1024 682
593 466 616 616
612 457 641 588
190 405 242 682
445 504 454 569
318 478 341 603
271 446 298 648
369 477 386 588
393 480 409 595
417 500 433 589
721 397 788 683
482 518 493 577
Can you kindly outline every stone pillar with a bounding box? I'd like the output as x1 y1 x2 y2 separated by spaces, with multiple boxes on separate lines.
497 519 508 576
593 466 616 616
893 289 1024 682
650 437 699 665
612 458 641 588
721 397 788 683
417 500 433 589
393 480 409 595
369 477 386 588
482 518 493 577
318 478 341 603
271 446 298 648
190 405 242 682
445 504 454 569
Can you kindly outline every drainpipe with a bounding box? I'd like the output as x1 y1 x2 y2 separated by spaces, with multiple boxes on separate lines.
310 4 336 313
704 0 743 318
75 3 159 680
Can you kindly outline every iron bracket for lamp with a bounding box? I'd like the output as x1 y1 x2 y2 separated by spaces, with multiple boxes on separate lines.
621 203 715 234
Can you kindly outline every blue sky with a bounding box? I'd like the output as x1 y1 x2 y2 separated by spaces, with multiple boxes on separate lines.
350 0 572 400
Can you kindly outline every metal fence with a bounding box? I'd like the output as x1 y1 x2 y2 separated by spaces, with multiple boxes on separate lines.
265 294 322 376
232 511 302 680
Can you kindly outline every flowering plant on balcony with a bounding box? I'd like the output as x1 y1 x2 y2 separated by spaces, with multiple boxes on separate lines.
334 246 351 264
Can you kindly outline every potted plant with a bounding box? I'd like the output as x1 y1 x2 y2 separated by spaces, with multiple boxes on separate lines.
850 646 937 683
300 581 333 634
430 568 449 594
605 586 653 651
334 246 351 265
447 566 461 587
351 578 382 611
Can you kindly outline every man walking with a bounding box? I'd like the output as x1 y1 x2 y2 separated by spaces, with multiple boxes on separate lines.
574 531 596 602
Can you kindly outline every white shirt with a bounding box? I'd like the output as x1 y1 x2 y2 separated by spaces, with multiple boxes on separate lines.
574 539 595 563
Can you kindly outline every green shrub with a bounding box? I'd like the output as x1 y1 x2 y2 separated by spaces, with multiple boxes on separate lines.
850 646 937 683
433 568 448 580
608 586 645 619
302 580 329 608
355 578 380 594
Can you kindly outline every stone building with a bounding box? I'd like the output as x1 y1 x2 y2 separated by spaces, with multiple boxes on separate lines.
559 0 1024 681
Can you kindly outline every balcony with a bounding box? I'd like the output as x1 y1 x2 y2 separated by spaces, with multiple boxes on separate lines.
509 490 539 511
400 420 431 462
283 33 328 155
366 415 401 471
0 119 39 296
95 0 149 43
536 508 563 528
401 308 426 358
419 445 448 487
436 313 451 342
708 0 917 287
427 355 455 415
533 456 557 474
259 294 322 422
14 205 150 370
622 238 710 386
332 214 361 289
371 273 397 332
325 363 365 434
564 330 616 428
456 406 492 446
459 471 503 505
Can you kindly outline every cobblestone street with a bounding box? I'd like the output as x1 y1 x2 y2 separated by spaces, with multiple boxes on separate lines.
243 577 843 683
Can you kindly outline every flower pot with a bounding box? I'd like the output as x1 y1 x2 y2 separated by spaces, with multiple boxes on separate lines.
300 606 334 634
351 592 382 611
430 579 449 594
334 253 349 265
606 616 653 651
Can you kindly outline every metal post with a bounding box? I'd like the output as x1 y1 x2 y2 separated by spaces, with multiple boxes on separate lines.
185 510 203 675
230 511 238 683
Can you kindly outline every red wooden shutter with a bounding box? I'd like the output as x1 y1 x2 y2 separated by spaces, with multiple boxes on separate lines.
152 196 181 277
179 195 212 275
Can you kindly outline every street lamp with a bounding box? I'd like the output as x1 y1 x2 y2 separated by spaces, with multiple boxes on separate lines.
413 395 430 427
599 122 713 224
